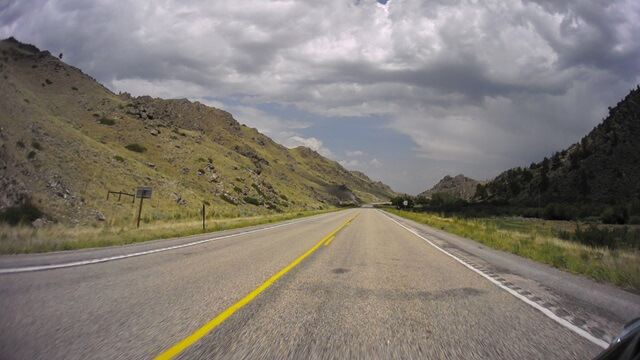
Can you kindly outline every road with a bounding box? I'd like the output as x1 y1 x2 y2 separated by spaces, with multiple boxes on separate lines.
1 209 638 359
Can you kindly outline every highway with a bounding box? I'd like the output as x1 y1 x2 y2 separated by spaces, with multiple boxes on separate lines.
1 209 639 359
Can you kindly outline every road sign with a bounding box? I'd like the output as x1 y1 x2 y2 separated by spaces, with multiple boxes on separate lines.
403 200 408 207
136 187 153 199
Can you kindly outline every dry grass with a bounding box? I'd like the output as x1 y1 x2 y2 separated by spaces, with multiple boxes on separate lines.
387 209 640 292
0 209 336 254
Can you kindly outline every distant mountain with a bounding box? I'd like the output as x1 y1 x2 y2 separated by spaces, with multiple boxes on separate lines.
418 174 480 201
0 38 395 224
476 86 640 206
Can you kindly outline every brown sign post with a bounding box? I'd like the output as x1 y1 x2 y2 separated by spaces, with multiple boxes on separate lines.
136 187 152 228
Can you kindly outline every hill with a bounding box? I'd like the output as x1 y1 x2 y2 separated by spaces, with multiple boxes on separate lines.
418 174 480 201
0 37 395 225
475 86 640 221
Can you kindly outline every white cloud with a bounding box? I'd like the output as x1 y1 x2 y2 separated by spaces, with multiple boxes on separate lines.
284 136 335 159
3 0 639 193
369 158 383 168
345 150 365 157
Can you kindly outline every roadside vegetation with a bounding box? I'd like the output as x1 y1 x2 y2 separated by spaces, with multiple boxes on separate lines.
0 209 336 254
385 208 640 292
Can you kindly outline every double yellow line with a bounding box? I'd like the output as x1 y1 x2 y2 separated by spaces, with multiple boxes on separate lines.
154 212 359 360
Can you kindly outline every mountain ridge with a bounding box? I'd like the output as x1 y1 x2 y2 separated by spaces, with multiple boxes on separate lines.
0 37 395 225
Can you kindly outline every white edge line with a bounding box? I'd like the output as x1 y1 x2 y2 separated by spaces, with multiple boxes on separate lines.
378 210 609 349
0 211 344 274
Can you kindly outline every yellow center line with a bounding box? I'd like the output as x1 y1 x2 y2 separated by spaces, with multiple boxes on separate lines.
154 212 360 360
323 236 336 246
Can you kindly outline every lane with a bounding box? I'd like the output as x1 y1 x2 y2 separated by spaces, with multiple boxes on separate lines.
175 209 601 359
0 208 625 359
0 209 357 360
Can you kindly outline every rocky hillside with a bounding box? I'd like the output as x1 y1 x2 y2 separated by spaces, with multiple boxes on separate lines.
418 174 480 201
476 86 640 205
0 38 395 225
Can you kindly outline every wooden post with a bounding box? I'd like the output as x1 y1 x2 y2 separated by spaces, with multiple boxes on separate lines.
137 197 144 228
202 203 206 231
107 190 110 200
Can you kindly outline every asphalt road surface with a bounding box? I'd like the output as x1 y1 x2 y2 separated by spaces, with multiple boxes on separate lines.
1 209 639 359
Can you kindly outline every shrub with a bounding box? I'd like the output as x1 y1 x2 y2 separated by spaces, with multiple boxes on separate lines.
45 79 52 85
125 143 146 153
233 186 243 194
244 197 260 206
113 155 125 162
279 194 288 201
16 140 25 148
251 183 265 197
600 206 628 225
99 118 116 126
31 140 42 150
71 86 78 91
0 202 43 225
220 194 236 205
27 151 36 159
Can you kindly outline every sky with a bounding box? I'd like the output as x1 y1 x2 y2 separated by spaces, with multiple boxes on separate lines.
1 0 639 194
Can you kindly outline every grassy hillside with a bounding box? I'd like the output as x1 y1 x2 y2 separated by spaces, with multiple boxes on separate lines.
474 86 640 223
0 37 395 227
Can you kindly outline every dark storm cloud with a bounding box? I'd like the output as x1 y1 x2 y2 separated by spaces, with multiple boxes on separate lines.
1 0 639 193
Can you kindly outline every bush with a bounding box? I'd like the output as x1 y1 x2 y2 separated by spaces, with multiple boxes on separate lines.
0 202 43 225
71 86 78 91
244 197 260 206
45 79 52 85
600 206 628 225
233 186 243 194
251 183 265 197
27 151 36 159
279 194 288 201
113 155 125 162
99 118 116 126
31 140 42 150
16 140 25 148
220 194 236 205
125 143 146 153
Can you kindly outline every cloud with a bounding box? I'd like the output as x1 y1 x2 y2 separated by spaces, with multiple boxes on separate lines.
2 0 639 193
345 150 365 157
369 158 383 168
339 159 360 168
284 136 335 159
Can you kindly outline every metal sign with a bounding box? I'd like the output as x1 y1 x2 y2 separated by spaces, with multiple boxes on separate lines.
403 200 408 207
136 187 153 199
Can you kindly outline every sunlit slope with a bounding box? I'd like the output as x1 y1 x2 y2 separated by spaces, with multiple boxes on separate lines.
0 38 395 224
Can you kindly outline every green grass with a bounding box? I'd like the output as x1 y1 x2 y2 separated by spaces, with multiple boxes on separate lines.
386 209 640 292
0 209 336 254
